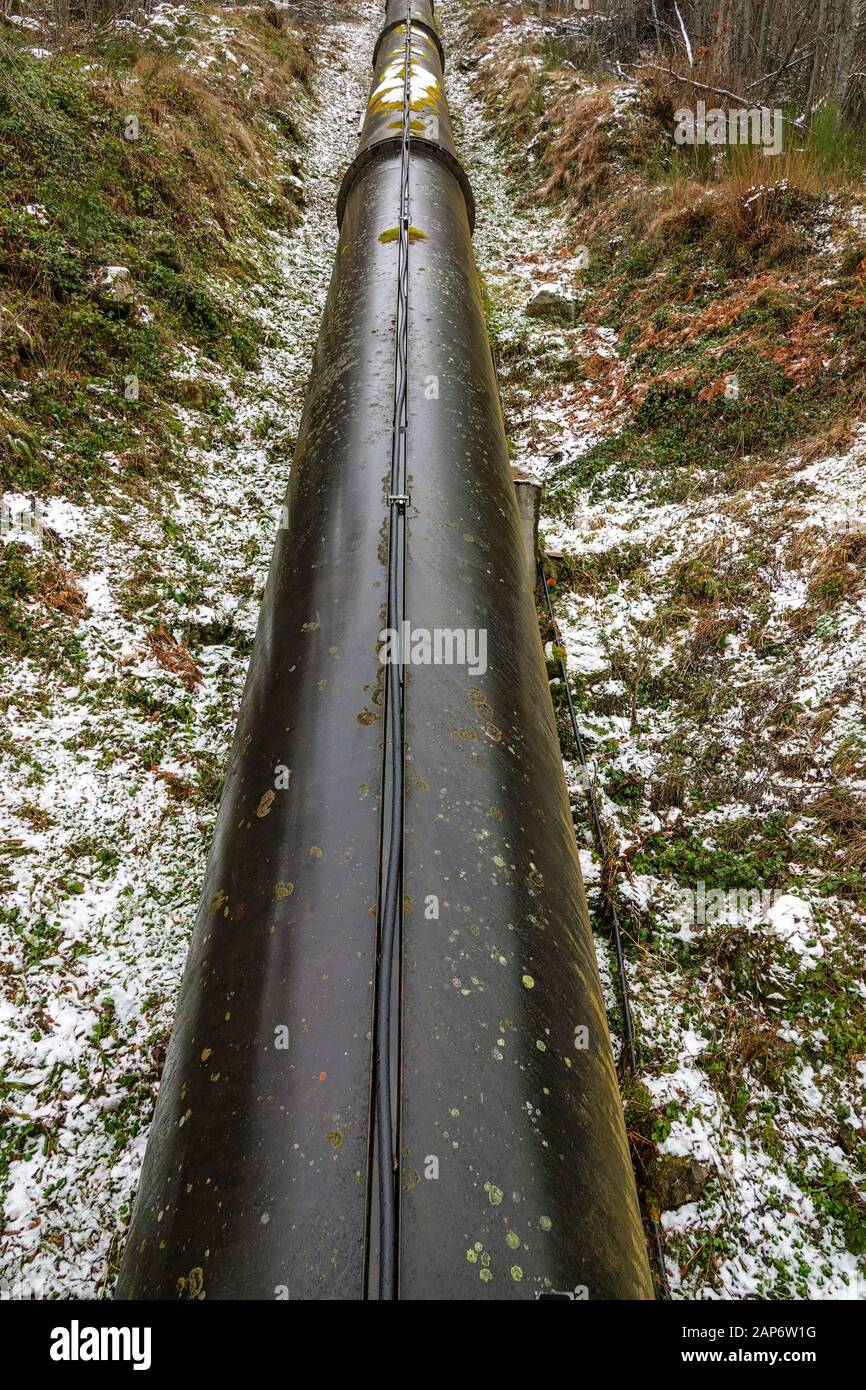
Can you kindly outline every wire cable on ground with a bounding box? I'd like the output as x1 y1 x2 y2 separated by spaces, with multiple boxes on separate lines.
540 567 637 1069
541 560 671 1299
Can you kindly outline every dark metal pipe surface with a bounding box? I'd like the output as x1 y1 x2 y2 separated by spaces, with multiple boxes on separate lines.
115 0 653 1302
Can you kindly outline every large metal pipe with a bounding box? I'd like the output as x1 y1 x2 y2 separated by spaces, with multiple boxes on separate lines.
115 1 652 1301
338 0 474 231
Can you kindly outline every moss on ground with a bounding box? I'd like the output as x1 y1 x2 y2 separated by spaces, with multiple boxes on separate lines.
0 8 309 501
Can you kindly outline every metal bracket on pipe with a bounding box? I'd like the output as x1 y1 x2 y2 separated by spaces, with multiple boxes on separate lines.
512 474 542 591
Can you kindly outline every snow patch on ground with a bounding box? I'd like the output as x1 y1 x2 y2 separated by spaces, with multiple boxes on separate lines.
0 1 381 1299
442 0 866 1301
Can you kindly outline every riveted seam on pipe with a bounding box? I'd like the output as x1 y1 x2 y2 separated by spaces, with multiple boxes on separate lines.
373 17 444 72
338 6 475 233
337 139 475 234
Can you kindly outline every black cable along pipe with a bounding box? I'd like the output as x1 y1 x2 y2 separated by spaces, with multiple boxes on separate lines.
337 1 475 233
373 0 413 1302
372 0 444 72
115 1 654 1301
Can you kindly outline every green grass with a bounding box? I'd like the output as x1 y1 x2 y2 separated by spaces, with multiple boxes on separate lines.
0 541 86 672
798 1159 866 1257
0 19 306 501
807 102 866 177
546 342 843 510
632 814 821 891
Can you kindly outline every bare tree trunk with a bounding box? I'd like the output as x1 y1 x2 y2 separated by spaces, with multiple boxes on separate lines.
737 0 754 74
806 0 828 117
650 0 664 53
715 0 735 75
835 0 863 100
757 0 775 72
842 0 866 121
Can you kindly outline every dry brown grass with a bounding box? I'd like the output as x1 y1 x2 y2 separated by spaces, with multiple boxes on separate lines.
784 528 866 635
831 735 866 781
115 60 263 235
464 0 520 43
39 567 88 620
497 57 545 143
807 531 866 608
644 180 712 239
640 155 826 276
807 789 866 868
539 83 623 206
798 420 862 468
716 145 822 212
155 767 194 802
148 621 202 688
89 7 315 236
715 1012 794 1106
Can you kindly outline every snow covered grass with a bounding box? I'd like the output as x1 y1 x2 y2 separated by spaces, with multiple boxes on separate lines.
2 0 864 1304
0 3 324 507
0 0 380 1298
443 0 866 1299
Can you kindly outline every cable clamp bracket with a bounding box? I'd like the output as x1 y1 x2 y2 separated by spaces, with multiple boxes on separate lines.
388 493 411 508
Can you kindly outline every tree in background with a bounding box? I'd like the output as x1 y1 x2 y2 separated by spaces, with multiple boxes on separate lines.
535 0 866 130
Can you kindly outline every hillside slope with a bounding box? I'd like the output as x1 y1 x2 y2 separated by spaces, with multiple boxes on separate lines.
443 0 866 1300
0 0 380 1297
1 0 864 1303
